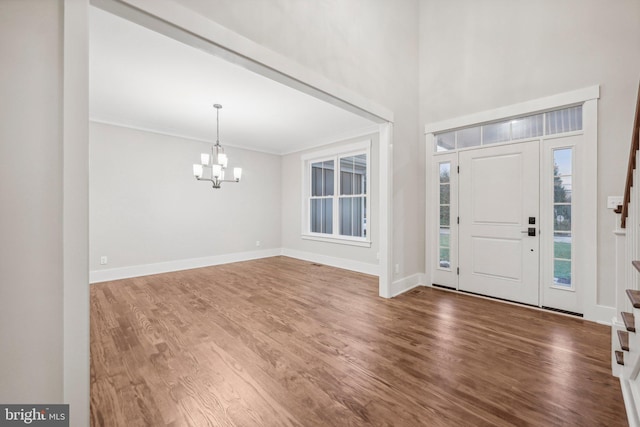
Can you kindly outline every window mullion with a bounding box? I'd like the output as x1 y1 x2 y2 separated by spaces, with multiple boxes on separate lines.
308 162 311 234
333 155 339 236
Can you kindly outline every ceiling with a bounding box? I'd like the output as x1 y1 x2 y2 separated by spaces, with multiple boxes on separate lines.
89 7 377 155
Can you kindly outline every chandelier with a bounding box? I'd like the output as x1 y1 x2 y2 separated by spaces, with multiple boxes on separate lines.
192 104 242 188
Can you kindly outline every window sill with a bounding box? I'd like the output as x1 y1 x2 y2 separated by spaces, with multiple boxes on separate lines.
551 284 575 292
301 234 372 248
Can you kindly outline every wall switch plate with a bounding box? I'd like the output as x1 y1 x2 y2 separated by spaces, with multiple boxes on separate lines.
100 256 108 265
607 196 623 209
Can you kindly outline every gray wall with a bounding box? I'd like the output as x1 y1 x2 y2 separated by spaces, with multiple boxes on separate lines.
419 0 640 307
0 0 63 402
89 122 282 272
89 123 379 275
281 134 380 268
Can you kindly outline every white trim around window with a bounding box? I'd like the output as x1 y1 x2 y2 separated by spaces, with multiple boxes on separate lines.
301 140 372 247
424 85 599 134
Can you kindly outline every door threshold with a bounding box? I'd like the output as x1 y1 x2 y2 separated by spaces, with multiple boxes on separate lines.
432 283 456 291
540 306 583 317
431 284 583 318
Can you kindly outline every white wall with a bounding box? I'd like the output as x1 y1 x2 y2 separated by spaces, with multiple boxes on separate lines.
281 134 380 272
419 0 640 308
89 122 281 277
0 0 64 402
176 0 422 281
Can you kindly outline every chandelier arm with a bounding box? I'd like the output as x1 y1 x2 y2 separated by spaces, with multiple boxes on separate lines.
196 176 236 187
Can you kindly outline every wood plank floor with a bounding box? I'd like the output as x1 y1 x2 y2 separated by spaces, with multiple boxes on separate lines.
90 256 627 426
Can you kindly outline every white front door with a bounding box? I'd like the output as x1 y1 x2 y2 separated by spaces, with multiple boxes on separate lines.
458 141 540 306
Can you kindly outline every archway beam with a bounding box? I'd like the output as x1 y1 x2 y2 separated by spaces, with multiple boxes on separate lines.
91 0 393 124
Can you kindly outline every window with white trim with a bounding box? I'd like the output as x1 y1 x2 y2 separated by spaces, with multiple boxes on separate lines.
302 141 371 246
434 105 583 152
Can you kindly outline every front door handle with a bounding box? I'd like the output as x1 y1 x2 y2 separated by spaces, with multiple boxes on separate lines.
521 228 536 236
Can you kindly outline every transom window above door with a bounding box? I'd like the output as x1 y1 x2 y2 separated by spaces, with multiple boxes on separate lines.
434 105 582 152
302 140 371 247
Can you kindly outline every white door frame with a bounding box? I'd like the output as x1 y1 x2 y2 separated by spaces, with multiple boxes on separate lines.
63 1 90 425
425 86 607 323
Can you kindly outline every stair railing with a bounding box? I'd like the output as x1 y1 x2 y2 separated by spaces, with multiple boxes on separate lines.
612 82 640 427
620 82 640 228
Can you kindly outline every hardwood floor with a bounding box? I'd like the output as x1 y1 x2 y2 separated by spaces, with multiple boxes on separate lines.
91 256 626 426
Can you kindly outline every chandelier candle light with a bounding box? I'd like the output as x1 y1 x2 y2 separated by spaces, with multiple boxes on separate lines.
192 104 242 189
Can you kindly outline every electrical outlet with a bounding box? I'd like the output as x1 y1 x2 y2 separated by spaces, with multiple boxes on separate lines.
256 240 261 247
100 256 108 265
394 264 400 274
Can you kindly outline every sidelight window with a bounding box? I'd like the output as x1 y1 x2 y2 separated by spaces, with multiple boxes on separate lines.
552 148 573 288
439 162 451 269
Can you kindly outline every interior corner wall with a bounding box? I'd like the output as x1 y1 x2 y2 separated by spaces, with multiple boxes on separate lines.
419 0 640 308
89 122 281 277
0 0 64 402
176 0 422 282
281 134 380 271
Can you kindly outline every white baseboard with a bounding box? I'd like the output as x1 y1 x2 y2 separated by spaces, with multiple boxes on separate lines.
91 248 380 283
621 378 640 427
280 248 379 276
90 248 282 283
586 304 617 325
390 273 427 298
